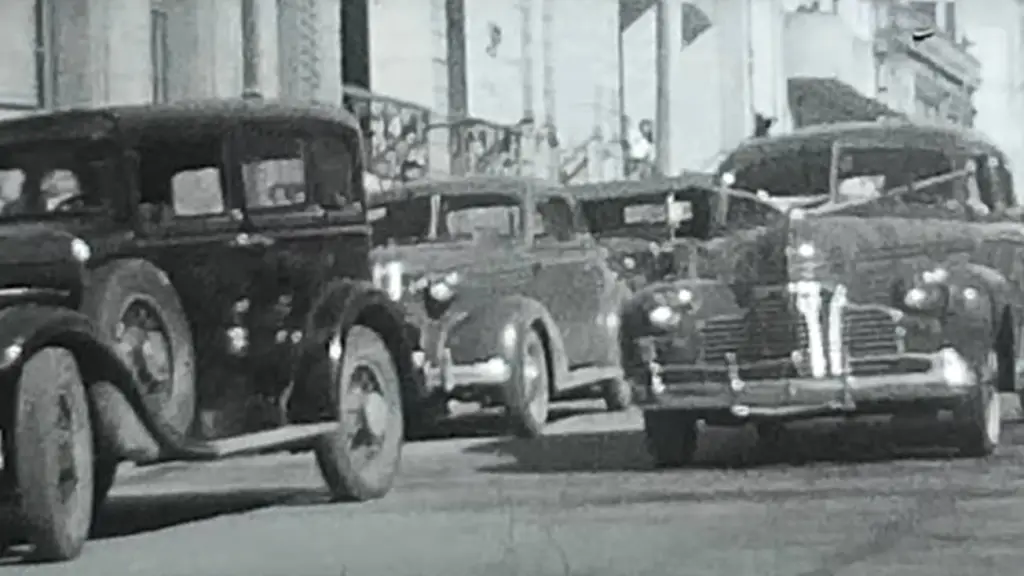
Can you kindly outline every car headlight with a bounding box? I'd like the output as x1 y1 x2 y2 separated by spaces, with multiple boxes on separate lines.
900 267 950 313
622 256 637 270
427 272 460 302
373 260 405 301
648 305 680 329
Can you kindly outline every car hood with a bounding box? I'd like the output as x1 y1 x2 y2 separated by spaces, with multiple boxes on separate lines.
709 215 980 296
370 242 492 277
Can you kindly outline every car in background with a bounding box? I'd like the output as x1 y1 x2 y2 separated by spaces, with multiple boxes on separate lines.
570 174 785 291
368 176 633 437
622 119 1021 467
0 100 410 562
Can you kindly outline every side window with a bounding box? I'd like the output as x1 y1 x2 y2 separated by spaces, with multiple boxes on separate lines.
533 196 576 243
136 134 227 217
725 196 781 231
239 128 307 210
307 135 360 210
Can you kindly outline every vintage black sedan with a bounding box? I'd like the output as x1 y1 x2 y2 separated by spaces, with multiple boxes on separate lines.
0 100 411 561
623 120 1020 467
570 174 785 290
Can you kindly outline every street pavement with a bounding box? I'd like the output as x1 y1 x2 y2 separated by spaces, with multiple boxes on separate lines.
5 401 1024 576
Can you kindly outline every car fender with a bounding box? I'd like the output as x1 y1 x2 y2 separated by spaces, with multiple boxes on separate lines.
291 279 419 421
621 278 744 337
0 304 179 462
941 262 1021 367
444 295 569 391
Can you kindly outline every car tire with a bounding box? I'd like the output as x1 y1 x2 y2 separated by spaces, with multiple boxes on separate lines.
506 328 550 438
81 259 196 440
602 377 633 411
315 326 404 501
15 347 95 562
952 349 1001 458
643 410 699 468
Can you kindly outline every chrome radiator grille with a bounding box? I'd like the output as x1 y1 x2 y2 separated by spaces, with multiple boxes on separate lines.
699 297 900 365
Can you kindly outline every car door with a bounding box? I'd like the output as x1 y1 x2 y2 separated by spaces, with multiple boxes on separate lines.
526 193 606 368
230 122 368 401
130 129 256 416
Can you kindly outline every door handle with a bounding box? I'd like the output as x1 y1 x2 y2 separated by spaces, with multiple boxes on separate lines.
229 232 276 248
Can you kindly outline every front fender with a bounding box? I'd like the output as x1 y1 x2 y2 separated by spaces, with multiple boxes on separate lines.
621 278 744 338
292 279 419 420
0 305 186 461
444 295 569 388
939 262 1017 363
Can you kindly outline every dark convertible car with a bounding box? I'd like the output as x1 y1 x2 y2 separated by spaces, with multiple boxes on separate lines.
622 120 1021 467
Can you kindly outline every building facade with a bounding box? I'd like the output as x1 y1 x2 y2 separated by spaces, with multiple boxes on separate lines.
622 0 992 176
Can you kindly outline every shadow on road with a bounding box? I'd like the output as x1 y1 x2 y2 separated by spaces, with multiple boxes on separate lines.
411 405 598 442
91 487 317 540
464 418 977 474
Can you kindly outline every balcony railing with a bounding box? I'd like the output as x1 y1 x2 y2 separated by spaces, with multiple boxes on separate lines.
342 84 528 190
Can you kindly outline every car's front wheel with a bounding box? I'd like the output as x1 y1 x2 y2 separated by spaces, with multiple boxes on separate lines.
643 410 699 468
506 328 551 438
14 347 95 562
315 325 404 501
952 349 1001 458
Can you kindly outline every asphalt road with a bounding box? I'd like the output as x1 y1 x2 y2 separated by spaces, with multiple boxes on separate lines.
5 402 1024 576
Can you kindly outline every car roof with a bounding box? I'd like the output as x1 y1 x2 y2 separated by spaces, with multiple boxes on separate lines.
0 99 361 146
370 175 557 204
567 173 718 201
718 120 1005 174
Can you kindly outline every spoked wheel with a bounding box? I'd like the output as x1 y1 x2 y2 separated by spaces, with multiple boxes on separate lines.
952 348 1001 458
315 326 403 502
82 259 196 441
506 329 550 438
114 300 185 427
15 347 94 562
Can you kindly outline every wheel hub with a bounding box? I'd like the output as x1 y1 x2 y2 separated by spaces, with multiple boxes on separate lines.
361 392 389 440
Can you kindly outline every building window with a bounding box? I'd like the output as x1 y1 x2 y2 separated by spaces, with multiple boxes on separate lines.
0 0 54 111
150 8 169 103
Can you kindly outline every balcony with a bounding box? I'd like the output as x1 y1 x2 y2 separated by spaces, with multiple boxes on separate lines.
877 4 981 90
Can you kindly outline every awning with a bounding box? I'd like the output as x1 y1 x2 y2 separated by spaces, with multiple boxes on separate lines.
788 77 905 128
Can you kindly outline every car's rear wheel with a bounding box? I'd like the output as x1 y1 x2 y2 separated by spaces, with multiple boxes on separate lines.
315 326 403 501
15 347 94 562
82 259 196 441
643 410 698 468
952 349 1001 458
506 328 550 438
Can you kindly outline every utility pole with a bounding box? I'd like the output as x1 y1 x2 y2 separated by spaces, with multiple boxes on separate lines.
654 0 671 176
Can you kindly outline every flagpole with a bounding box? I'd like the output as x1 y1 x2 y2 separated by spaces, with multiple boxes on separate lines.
654 0 671 176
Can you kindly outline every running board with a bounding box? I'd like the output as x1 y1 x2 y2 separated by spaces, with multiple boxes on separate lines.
198 422 339 459
562 365 624 389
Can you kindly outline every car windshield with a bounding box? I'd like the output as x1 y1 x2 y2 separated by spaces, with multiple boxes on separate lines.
370 192 521 246
719 141 953 209
0 140 115 219
581 191 712 242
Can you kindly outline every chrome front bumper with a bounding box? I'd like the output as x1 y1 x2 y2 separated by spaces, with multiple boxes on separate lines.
415 348 512 392
638 348 977 420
